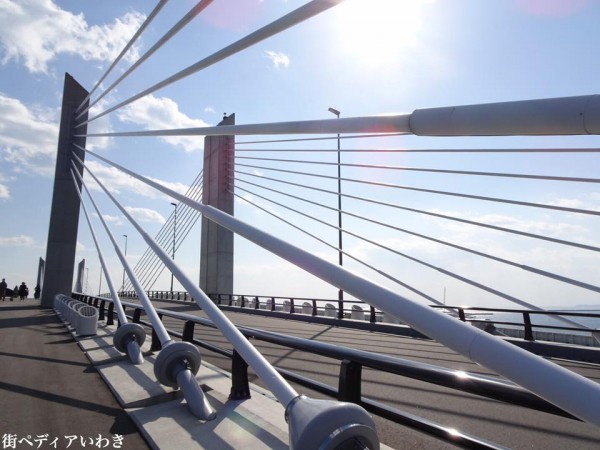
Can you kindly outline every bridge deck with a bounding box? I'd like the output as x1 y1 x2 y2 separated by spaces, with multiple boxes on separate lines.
3 298 600 449
150 299 600 449
0 300 149 449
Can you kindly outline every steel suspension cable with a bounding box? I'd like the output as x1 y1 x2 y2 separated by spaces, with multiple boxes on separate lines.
235 156 600 184
77 0 346 127
81 150 600 427
234 169 600 253
231 185 444 307
75 154 300 408
142 183 204 288
71 163 171 344
232 179 591 330
235 162 600 216
124 176 204 291
74 139 205 292
234 147 600 153
77 0 214 120
76 0 168 113
69 171 128 326
235 176 600 294
234 133 408 145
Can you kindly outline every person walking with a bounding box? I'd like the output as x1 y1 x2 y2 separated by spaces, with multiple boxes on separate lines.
0 278 6 300
18 282 29 301
12 285 18 301
34 284 41 299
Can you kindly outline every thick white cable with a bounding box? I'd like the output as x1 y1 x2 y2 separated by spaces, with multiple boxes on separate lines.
69 169 128 325
77 0 214 120
74 153 299 407
76 0 169 113
77 0 346 127
83 148 600 426
71 161 172 345
81 94 600 135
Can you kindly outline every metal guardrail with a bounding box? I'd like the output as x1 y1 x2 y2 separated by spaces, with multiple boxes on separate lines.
433 305 600 344
75 293 588 449
114 291 600 346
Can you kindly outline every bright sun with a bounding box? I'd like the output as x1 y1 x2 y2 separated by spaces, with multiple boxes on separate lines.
333 0 427 66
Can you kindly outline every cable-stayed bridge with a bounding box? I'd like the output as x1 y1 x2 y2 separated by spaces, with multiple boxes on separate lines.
8 1 600 449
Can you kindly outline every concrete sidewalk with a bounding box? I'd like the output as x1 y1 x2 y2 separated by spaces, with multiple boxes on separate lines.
0 299 394 449
0 300 149 449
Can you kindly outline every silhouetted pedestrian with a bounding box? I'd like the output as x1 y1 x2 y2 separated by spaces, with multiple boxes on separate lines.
12 285 18 301
0 278 6 300
18 282 28 301
34 284 41 299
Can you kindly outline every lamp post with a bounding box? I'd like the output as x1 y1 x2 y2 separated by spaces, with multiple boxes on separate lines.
170 202 177 293
85 268 89 294
328 107 344 316
121 234 128 294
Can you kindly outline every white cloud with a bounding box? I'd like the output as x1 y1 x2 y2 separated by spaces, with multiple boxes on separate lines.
0 235 35 246
0 93 112 179
264 50 290 69
204 106 216 114
102 214 122 225
124 206 165 224
0 183 9 199
428 210 588 237
82 161 189 201
0 93 59 176
92 212 122 226
0 0 145 73
117 95 210 152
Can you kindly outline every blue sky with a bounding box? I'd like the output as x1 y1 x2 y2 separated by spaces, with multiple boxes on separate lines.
0 0 599 309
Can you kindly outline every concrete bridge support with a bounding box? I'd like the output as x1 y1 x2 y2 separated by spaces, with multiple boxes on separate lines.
199 114 235 295
41 73 88 307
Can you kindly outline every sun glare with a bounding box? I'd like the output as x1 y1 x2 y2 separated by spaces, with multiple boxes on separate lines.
334 0 427 66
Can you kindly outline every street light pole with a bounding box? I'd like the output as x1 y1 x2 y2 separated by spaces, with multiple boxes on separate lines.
170 202 177 293
121 234 128 294
328 107 344 317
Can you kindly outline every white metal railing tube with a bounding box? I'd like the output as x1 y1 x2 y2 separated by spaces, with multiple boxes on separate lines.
409 95 600 136
82 148 600 425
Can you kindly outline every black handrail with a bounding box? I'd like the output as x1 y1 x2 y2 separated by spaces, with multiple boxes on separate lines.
78 294 578 422
114 291 600 341
75 293 595 449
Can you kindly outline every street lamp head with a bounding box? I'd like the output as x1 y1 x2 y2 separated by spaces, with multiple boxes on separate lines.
328 107 340 117
170 202 177 207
